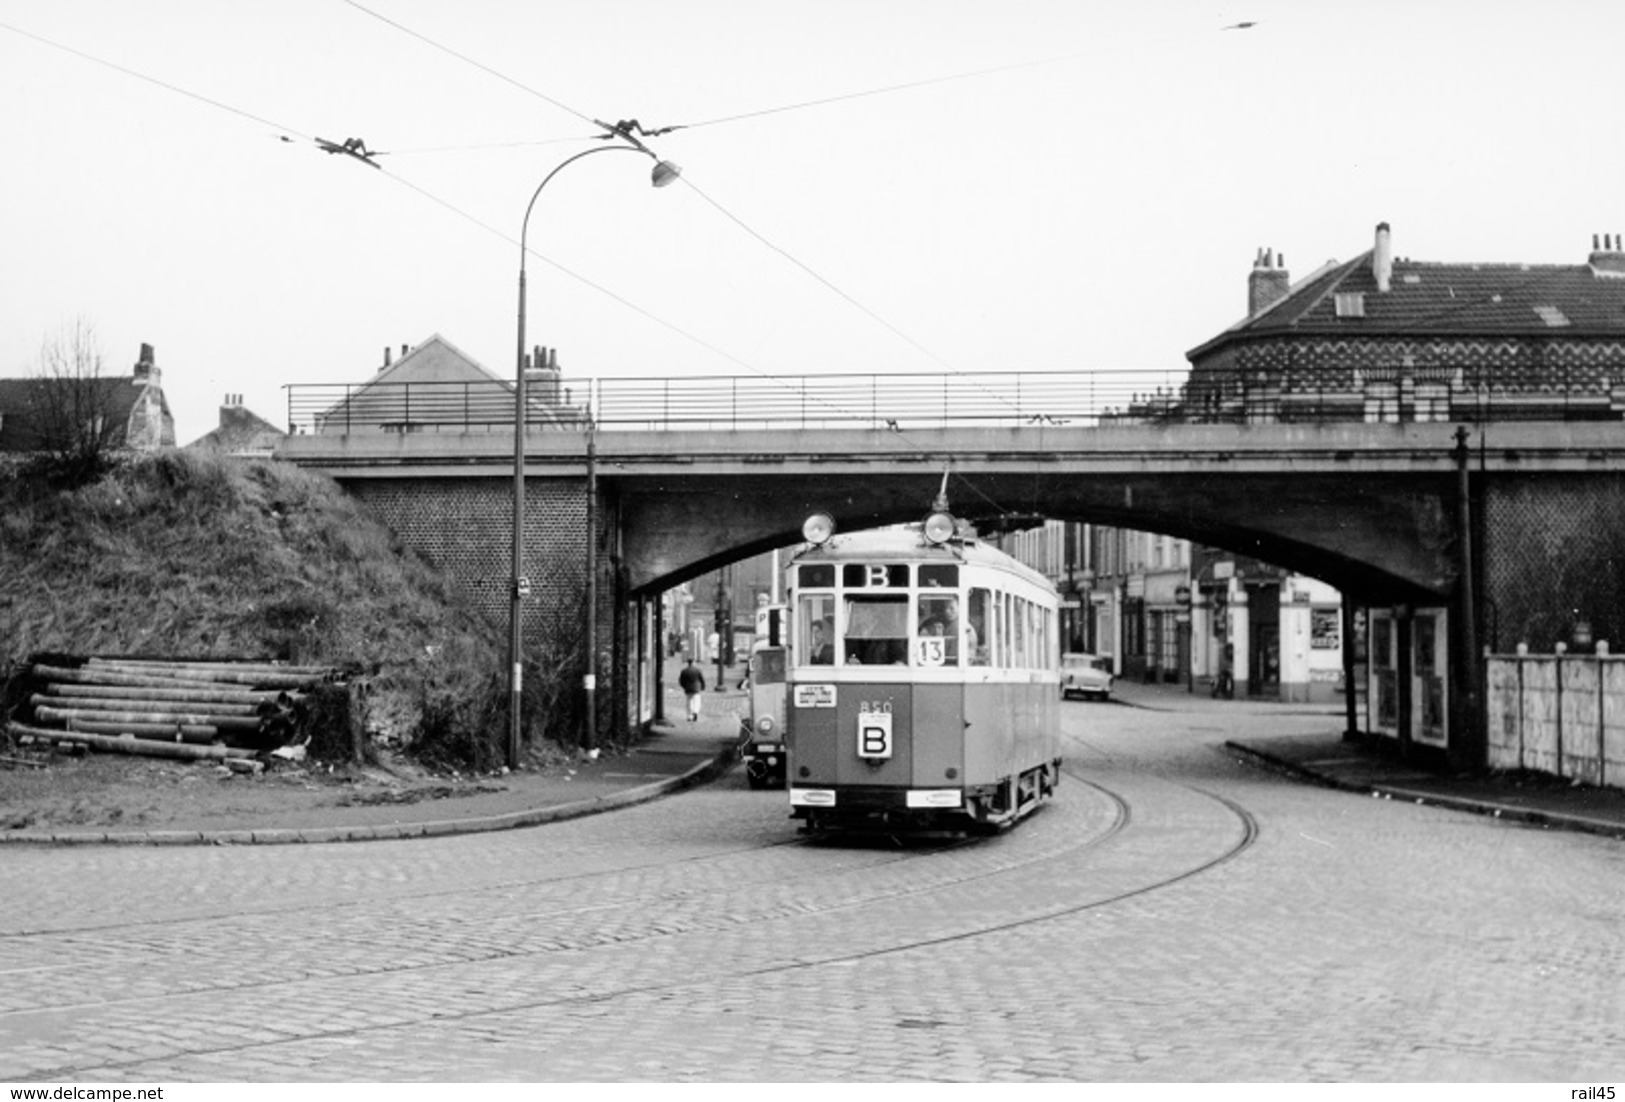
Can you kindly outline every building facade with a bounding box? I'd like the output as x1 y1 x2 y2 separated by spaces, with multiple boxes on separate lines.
993 521 1346 702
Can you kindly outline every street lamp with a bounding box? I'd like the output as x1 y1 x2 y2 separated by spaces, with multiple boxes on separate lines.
508 134 681 769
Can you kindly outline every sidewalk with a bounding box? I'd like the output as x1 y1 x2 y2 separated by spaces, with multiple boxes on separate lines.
0 675 749 847
1116 679 1625 841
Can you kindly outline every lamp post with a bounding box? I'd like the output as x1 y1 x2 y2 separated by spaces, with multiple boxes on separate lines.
508 136 681 770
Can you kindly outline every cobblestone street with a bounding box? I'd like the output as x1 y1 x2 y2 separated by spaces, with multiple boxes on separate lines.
2 694 1621 1082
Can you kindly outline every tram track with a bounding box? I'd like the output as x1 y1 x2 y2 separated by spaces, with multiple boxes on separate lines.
0 776 1119 1017
4 761 1260 1080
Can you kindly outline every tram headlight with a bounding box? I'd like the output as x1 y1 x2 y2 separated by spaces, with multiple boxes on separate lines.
923 511 956 545
803 513 835 545
756 716 775 735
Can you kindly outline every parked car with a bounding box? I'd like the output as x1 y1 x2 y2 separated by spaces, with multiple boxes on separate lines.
1059 652 1114 700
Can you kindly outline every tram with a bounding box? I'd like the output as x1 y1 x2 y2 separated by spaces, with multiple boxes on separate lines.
741 607 789 789
784 506 1062 833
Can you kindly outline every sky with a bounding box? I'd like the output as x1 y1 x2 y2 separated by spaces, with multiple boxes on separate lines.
3 0 1624 444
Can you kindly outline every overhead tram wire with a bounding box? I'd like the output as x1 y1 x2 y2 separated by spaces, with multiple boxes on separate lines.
655 22 1255 134
2 15 1023 522
326 0 1243 420
367 157 1018 517
337 0 597 128
364 167 1019 519
372 135 592 157
0 18 312 143
323 1 1032 512
676 175 1025 419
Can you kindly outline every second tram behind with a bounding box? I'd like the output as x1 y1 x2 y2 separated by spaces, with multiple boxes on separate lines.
784 509 1062 833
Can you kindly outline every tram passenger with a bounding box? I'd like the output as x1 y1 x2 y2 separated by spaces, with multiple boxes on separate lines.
809 618 835 665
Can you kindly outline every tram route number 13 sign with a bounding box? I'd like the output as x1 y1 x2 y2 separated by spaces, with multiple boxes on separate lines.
858 711 893 759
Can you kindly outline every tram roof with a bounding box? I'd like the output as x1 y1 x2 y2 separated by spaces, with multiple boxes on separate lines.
790 527 1055 591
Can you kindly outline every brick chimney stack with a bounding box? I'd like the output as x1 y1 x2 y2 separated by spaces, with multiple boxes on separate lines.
1589 232 1625 277
1373 222 1393 292
527 345 563 403
1248 247 1290 316
132 342 160 385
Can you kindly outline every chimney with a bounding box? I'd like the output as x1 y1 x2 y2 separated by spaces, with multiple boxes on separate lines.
1248 247 1291 315
132 342 159 385
546 347 562 403
383 346 393 370
1373 222 1393 292
1588 232 1625 277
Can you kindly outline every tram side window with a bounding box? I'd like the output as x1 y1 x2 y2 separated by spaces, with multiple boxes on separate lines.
995 591 1010 667
799 594 837 665
844 595 908 665
968 588 992 667
1011 595 1029 669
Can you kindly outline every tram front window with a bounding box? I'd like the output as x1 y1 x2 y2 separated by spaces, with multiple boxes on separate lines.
844 595 908 665
917 593 962 665
799 594 836 665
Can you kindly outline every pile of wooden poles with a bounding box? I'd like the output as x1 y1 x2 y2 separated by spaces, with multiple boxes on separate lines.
7 657 340 762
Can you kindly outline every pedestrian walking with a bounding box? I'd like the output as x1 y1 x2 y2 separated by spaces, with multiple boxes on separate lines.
678 658 706 722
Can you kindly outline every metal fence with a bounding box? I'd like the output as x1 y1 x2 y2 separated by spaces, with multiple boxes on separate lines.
283 365 1625 435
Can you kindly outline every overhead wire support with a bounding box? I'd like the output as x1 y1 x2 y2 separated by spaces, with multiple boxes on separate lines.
316 136 382 168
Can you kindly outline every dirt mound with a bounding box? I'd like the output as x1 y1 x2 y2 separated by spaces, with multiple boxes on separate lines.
1 450 518 778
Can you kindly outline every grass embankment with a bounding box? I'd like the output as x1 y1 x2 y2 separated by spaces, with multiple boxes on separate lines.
0 450 524 771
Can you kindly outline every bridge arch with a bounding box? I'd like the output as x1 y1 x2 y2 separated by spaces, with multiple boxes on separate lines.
614 460 1456 608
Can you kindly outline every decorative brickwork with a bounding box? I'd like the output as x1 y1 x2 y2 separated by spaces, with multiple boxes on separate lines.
1186 337 1625 423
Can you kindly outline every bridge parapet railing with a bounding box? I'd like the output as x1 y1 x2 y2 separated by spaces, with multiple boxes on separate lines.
283 370 1193 435
283 365 1625 435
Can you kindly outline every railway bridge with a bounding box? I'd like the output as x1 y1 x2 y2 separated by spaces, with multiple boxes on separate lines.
277 370 1625 770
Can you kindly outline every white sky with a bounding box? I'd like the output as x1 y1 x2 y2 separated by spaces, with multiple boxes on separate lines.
3 0 1623 443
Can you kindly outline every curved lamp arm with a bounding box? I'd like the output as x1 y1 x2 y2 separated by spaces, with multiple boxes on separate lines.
507 140 680 769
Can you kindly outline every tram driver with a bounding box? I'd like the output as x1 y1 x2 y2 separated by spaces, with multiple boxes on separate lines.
809 618 835 665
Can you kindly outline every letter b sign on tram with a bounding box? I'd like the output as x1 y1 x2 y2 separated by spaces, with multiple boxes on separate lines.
858 711 893 759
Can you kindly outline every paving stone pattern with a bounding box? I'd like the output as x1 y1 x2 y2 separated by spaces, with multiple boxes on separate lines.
1 700 1621 1082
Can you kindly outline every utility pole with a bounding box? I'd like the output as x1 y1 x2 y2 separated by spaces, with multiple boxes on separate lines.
1455 425 1482 769
713 569 728 692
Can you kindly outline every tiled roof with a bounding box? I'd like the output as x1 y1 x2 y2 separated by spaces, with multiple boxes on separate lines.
186 404 286 453
1190 248 1625 360
0 375 162 451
